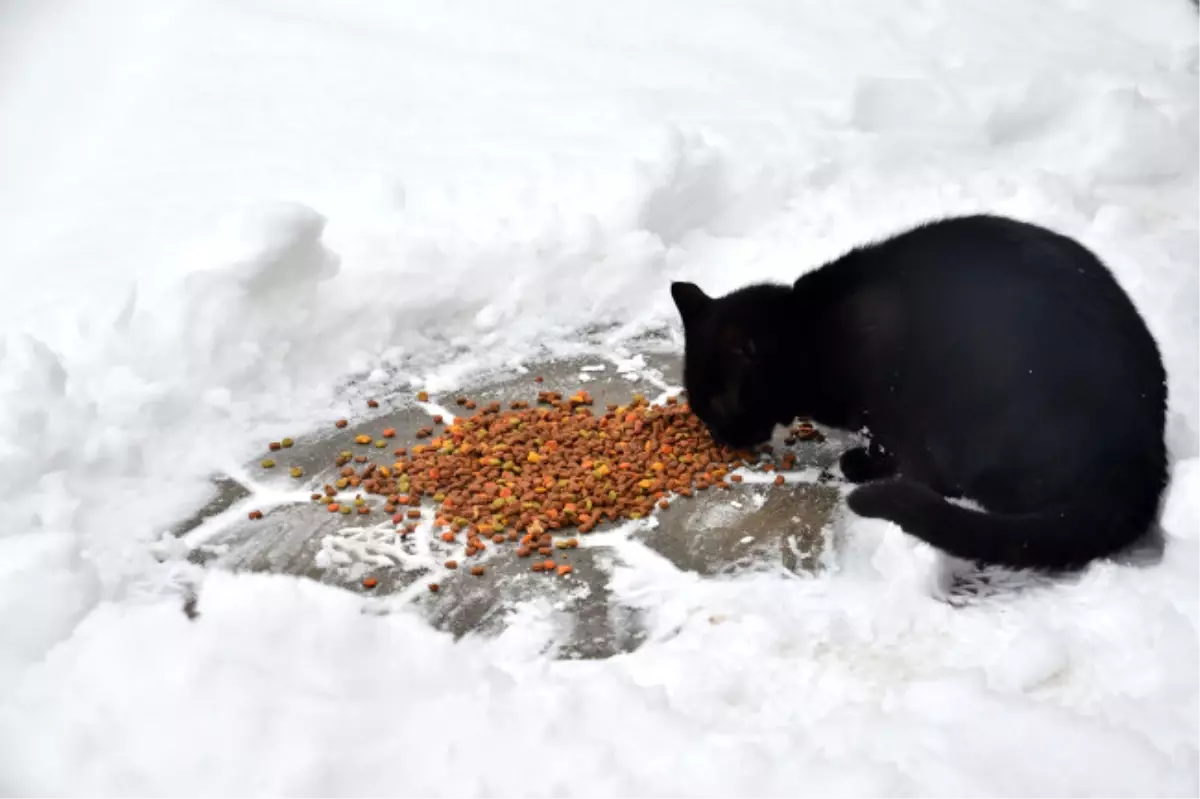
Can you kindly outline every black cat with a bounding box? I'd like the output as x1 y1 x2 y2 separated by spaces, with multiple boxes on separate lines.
670 213 1167 571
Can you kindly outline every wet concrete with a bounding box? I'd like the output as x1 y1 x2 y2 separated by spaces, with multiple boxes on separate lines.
175 350 855 658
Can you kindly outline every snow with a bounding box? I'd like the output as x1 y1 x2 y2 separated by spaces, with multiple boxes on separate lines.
0 0 1197 795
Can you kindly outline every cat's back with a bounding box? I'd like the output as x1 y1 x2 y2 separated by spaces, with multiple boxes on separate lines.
798 214 1166 465
814 214 1163 385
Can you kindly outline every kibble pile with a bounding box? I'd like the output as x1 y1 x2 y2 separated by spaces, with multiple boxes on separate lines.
259 385 823 588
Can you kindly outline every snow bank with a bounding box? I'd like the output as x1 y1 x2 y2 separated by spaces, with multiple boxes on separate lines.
0 0 1196 794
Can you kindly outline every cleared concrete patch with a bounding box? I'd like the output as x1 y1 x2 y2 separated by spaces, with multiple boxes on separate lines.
176 350 855 658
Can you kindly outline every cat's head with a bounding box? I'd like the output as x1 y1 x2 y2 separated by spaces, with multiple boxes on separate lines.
670 280 795 449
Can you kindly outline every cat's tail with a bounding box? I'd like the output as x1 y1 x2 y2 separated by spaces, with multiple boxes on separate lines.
846 478 1160 571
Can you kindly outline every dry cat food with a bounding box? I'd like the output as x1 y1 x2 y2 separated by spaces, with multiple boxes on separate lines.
300 383 829 591
245 376 827 594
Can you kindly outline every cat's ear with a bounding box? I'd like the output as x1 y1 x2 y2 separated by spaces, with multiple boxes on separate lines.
670 281 712 326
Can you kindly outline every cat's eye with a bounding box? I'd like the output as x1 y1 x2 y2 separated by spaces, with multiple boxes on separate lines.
733 338 756 363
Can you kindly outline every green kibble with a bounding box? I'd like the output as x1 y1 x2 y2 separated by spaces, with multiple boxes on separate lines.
261 459 276 469
281 438 294 448
353 498 366 507
290 466 304 479
340 451 353 459
340 506 352 515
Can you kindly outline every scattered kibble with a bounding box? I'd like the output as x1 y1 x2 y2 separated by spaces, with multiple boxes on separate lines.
335 419 348 429
248 510 264 521
417 391 429 402
290 466 304 479
428 583 440 592
774 475 786 486
362 577 378 589
314 385 818 595
367 399 379 408
261 459 276 469
268 441 282 451
281 438 294 448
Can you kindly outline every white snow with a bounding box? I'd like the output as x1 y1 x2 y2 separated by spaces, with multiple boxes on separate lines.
0 0 1197 795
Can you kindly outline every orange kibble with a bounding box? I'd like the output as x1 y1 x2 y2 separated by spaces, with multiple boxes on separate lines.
731 474 743 483
407 509 421 519
335 419 348 429
382 428 397 438
433 415 444 424
531 561 545 572
444 559 458 570
492 534 505 544
362 577 378 589
327 503 341 513
428 583 440 592
774 475 785 486
440 532 456 543
470 565 485 577
417 391 429 402
557 564 573 577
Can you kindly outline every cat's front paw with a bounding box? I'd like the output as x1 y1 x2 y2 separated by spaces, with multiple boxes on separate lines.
839 446 897 483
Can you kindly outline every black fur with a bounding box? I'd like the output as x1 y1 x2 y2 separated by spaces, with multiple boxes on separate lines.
671 214 1168 571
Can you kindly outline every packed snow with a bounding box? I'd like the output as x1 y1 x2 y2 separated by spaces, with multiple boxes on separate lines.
1 0 1197 795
